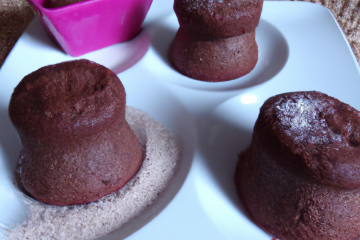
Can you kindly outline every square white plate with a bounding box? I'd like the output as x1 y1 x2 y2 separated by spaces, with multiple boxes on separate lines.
1 1 360 240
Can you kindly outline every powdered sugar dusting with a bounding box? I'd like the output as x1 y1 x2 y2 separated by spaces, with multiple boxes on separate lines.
184 0 228 14
273 93 342 145
183 0 255 20
187 0 224 10
6 107 182 240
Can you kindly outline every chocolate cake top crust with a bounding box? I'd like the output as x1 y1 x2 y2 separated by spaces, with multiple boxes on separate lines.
174 0 264 39
9 59 125 145
259 91 360 189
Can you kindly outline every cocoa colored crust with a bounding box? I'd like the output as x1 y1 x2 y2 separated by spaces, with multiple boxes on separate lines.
235 91 360 240
9 60 125 145
45 0 86 8
174 0 264 39
9 59 143 206
169 29 258 82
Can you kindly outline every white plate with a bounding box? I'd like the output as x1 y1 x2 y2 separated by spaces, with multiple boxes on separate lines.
143 14 289 92
1 1 360 240
0 77 197 238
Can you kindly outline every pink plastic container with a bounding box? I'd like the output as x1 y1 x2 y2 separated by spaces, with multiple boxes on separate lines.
27 0 153 57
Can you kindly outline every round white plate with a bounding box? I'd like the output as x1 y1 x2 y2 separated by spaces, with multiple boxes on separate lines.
0 13 197 238
143 14 289 91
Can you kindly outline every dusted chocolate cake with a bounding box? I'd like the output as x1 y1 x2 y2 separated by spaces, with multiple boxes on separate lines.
9 59 143 206
170 0 263 82
236 91 360 240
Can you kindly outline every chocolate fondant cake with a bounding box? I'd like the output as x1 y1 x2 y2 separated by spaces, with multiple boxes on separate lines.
236 91 360 240
9 59 143 206
170 0 263 82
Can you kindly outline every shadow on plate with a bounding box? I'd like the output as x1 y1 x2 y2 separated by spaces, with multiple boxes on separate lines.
147 22 177 68
0 106 29 230
196 113 253 217
24 17 62 52
195 94 264 223
0 106 20 180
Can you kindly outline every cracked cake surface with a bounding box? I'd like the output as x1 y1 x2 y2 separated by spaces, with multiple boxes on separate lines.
236 91 360 240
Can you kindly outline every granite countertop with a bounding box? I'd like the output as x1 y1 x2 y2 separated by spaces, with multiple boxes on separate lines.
0 0 359 68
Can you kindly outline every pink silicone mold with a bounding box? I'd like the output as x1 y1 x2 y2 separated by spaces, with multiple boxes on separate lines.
27 0 153 57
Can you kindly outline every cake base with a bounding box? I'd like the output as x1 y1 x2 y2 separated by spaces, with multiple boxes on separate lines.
169 28 258 82
6 107 182 240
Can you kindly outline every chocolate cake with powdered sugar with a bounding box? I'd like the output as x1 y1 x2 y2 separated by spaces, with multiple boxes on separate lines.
236 91 360 240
